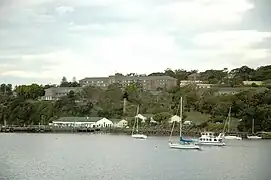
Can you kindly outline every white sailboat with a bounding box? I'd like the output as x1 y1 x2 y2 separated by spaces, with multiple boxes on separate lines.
169 97 200 150
247 118 262 140
224 107 242 140
132 105 147 139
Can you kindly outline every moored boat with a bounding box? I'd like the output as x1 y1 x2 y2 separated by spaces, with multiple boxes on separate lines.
196 132 225 146
132 105 147 140
168 97 200 150
247 118 262 140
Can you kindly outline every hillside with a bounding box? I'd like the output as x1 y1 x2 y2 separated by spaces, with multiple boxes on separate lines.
1 64 271 132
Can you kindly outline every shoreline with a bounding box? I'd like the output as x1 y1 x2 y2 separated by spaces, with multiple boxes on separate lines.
1 126 271 139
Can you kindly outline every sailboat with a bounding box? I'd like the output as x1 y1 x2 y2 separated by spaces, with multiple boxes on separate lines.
247 118 262 139
224 107 242 140
169 97 200 150
131 105 147 139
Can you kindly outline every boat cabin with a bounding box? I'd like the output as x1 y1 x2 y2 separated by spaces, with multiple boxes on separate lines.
200 132 215 137
199 137 223 143
199 132 223 142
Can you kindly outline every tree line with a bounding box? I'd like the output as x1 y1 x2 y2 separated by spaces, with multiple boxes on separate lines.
149 65 271 87
0 64 271 133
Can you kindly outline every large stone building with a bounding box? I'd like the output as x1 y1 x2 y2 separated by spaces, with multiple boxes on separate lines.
41 75 177 101
79 75 177 91
41 87 82 101
187 73 201 81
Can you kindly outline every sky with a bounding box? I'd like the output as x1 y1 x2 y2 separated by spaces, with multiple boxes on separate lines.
0 0 271 85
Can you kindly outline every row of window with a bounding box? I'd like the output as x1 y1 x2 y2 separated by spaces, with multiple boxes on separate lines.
84 79 170 84
200 138 217 141
199 138 223 142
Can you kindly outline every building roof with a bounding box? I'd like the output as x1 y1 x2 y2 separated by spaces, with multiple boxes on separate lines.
135 114 147 120
169 115 181 122
45 87 82 92
80 75 176 82
79 77 110 82
96 117 113 123
54 117 102 122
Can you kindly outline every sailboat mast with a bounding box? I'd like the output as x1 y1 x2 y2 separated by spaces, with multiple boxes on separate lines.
179 97 183 137
252 118 254 134
227 106 231 133
132 105 139 135
136 105 139 133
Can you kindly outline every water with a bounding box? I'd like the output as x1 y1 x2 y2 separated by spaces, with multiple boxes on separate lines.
0 133 270 180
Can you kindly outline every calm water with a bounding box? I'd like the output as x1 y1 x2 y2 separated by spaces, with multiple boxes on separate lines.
0 133 270 180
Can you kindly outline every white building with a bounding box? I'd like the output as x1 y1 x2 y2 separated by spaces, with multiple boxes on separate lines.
169 115 181 123
180 80 203 87
150 117 158 124
114 119 128 128
51 117 111 128
183 120 192 125
96 118 113 128
243 81 263 86
135 114 147 123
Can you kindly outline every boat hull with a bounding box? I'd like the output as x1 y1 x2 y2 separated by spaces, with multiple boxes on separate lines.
169 143 200 150
132 134 147 139
247 136 262 140
224 136 242 140
196 142 225 146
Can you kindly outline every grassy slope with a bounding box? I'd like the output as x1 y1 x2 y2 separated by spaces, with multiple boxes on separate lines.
124 110 241 130
185 111 241 130
184 111 210 125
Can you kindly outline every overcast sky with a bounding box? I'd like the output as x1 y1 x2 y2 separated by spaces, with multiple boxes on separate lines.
0 0 271 85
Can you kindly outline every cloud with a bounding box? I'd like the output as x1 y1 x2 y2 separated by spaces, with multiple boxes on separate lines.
193 30 271 48
0 0 270 85
152 0 254 28
55 6 74 15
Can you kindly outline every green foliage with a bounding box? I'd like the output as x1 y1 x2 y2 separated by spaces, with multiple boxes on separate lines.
0 84 13 95
60 76 80 87
15 84 44 100
2 65 271 131
200 69 227 84
153 112 171 123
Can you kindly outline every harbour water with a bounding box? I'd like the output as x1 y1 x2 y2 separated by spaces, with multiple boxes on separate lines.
0 133 270 180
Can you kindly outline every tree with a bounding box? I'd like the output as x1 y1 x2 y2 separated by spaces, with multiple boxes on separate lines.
253 65 271 81
200 70 227 84
15 84 44 100
0 84 12 95
60 76 69 87
2 64 271 132
230 66 255 81
153 112 171 123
